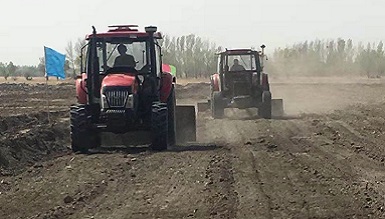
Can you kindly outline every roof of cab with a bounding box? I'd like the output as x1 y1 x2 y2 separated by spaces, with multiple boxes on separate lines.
85 25 162 40
219 49 256 54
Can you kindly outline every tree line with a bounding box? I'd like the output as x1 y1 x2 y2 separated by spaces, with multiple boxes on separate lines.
0 39 85 81
160 34 220 78
1 36 385 80
267 39 385 78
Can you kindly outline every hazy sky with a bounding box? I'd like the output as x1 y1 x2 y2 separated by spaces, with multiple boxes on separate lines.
1 0 385 65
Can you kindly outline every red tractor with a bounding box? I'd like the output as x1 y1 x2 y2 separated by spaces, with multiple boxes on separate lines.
71 25 196 153
207 46 283 119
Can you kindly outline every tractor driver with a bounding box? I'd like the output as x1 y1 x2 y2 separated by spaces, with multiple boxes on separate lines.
230 59 246 71
113 44 137 68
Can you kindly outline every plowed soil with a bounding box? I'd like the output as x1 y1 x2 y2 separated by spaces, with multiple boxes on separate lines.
1 79 385 218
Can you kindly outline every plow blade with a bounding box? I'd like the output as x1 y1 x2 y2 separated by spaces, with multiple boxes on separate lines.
272 99 284 117
197 100 210 112
175 105 196 143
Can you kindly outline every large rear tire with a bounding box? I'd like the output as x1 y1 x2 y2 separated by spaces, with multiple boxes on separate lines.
211 91 224 119
70 105 100 153
258 91 272 119
151 102 168 151
167 86 176 146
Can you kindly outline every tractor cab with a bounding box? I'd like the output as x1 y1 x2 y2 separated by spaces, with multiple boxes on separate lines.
84 25 162 75
218 49 263 97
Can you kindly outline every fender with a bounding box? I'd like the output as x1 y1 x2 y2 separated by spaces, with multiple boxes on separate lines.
261 72 270 91
210 73 220 92
160 72 173 102
76 73 87 104
101 73 138 94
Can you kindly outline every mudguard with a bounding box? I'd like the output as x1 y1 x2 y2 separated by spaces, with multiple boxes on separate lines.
210 73 220 92
160 72 173 102
76 73 87 104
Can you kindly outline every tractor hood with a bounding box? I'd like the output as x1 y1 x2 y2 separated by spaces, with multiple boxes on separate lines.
101 73 137 89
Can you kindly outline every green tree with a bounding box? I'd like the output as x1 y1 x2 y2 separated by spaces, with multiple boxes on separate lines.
38 57 45 76
6 62 16 80
65 41 76 78
160 34 218 78
75 38 87 73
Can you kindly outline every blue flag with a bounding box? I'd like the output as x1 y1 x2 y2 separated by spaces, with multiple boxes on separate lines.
44 46 66 79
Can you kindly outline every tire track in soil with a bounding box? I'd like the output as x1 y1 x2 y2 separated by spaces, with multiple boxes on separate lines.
312 117 385 218
200 115 273 218
204 148 238 219
29 180 109 219
201 111 380 218
254 118 374 218
241 145 273 219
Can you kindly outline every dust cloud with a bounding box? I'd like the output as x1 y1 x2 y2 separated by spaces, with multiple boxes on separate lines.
270 77 385 115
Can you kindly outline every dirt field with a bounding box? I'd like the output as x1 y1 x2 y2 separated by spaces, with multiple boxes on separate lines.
1 78 385 218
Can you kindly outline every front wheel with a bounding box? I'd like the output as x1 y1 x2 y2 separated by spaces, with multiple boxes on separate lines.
258 91 272 119
70 105 100 153
150 102 168 151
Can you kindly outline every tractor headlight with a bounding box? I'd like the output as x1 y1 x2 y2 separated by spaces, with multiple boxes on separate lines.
125 94 134 109
101 94 108 109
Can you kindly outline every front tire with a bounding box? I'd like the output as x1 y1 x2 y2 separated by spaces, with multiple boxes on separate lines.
70 105 100 153
151 102 168 151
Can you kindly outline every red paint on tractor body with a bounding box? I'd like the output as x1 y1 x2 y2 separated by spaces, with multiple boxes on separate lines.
101 74 138 93
160 72 173 102
76 73 87 104
211 73 220 91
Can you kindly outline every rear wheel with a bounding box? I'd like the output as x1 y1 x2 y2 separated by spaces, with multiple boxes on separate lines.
258 91 272 119
70 105 100 153
211 91 224 119
151 102 168 151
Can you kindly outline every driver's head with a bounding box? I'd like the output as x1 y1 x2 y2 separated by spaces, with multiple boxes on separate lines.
117 44 127 55
233 59 239 65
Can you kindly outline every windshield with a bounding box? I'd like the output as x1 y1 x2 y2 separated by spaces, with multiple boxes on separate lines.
96 40 148 73
226 54 257 71
107 42 146 68
83 37 163 75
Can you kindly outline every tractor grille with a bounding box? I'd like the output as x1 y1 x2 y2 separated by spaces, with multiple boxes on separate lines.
105 90 130 107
